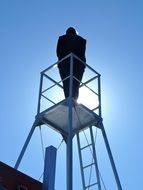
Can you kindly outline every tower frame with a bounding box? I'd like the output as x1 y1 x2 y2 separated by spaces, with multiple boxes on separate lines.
14 53 122 190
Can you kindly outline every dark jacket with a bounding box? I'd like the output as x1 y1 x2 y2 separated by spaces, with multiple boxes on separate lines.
56 34 86 64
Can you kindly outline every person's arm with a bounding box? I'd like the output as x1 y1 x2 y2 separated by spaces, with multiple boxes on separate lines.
56 37 62 59
83 39 86 62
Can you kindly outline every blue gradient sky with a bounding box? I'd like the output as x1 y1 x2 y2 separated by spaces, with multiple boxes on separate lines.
0 1 143 189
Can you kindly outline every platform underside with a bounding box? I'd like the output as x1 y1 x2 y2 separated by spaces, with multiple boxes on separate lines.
34 98 102 137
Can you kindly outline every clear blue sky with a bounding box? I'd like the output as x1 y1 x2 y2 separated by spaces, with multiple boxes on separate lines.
0 0 143 189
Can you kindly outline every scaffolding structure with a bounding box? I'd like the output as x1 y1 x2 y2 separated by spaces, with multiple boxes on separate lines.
14 53 122 190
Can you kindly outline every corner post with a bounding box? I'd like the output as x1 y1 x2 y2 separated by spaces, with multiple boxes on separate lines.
66 53 74 190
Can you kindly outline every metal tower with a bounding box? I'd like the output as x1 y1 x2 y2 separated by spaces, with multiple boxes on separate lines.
14 53 122 190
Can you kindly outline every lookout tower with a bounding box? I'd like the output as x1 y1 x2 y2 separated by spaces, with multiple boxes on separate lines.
14 53 122 190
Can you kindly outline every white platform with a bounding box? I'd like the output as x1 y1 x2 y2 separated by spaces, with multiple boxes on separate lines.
34 98 102 137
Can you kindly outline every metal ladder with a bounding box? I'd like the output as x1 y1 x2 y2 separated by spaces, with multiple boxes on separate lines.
77 126 102 190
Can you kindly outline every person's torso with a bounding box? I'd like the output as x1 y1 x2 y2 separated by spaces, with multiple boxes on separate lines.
59 34 86 61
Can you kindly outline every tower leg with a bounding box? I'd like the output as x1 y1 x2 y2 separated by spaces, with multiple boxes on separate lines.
101 123 122 190
14 124 36 169
66 54 74 190
66 132 73 190
66 97 73 190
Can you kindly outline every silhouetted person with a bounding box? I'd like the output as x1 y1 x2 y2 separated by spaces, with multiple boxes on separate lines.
57 27 86 100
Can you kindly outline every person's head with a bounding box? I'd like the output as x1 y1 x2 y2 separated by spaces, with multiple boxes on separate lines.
66 27 77 35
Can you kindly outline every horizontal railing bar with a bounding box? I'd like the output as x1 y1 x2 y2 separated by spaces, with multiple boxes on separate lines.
86 63 101 76
41 53 73 74
72 53 86 66
42 82 61 94
41 53 100 77
83 163 95 169
92 106 99 112
80 144 92 150
81 82 99 96
80 75 98 88
85 182 98 189
41 62 58 74
43 73 63 89
41 94 56 105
